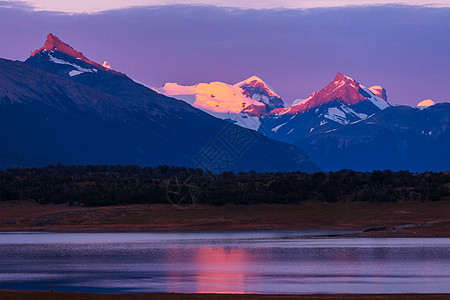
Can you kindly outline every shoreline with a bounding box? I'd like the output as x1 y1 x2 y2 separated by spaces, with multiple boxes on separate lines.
0 231 448 239
1 290 449 299
1 228 449 238
1 201 449 238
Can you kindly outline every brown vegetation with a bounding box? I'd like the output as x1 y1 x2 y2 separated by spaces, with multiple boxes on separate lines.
0 201 448 237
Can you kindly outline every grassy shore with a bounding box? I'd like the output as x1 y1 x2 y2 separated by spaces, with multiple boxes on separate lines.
0 201 448 237
1 202 448 298
0 291 449 300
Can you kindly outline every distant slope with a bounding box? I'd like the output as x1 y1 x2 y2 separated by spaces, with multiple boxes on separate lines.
295 104 450 171
257 72 448 172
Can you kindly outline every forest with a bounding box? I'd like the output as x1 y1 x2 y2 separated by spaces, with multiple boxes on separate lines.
0 165 448 206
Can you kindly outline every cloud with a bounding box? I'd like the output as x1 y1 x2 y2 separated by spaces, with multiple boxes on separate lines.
4 0 450 13
0 0 31 9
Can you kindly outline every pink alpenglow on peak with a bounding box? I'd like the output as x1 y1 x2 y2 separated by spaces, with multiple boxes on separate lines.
368 86 388 102
162 81 262 114
417 99 435 108
270 72 389 116
102 61 112 69
30 33 121 74
160 76 283 117
31 33 103 69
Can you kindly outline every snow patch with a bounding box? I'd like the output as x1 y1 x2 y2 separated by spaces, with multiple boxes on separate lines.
361 87 390 110
340 105 368 120
324 107 348 124
349 119 364 125
292 98 305 106
292 94 315 107
199 110 261 131
49 54 95 75
69 70 83 77
252 93 270 104
271 122 287 133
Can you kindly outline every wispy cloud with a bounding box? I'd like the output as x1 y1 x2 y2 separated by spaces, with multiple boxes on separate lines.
5 0 450 13
0 0 30 9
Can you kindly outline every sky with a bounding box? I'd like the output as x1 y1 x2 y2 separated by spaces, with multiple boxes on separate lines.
3 0 450 13
0 1 449 106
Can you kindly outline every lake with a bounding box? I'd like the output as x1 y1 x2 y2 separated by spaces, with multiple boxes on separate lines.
0 231 449 294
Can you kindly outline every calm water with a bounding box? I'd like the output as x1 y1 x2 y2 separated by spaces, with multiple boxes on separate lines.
0 231 449 294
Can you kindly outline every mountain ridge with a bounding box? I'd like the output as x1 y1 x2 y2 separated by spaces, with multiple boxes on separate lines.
295 103 450 171
0 35 320 172
2 33 447 172
269 72 389 116
259 72 391 145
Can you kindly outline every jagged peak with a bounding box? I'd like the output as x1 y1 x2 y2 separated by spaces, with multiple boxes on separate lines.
32 33 82 58
324 73 362 96
243 75 265 83
270 72 389 116
334 72 356 82
44 33 70 52
30 33 104 69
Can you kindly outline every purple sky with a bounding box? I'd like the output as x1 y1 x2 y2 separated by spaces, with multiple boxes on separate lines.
0 3 449 105
4 1 450 12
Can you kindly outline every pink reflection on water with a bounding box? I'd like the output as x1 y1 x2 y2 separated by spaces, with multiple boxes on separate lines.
195 246 248 294
166 246 250 294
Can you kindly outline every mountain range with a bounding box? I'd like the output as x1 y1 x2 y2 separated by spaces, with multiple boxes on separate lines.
155 67 448 172
0 34 318 172
0 33 448 172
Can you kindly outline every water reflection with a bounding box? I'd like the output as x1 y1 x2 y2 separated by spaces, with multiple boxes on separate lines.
165 246 250 293
0 232 448 294
194 246 248 293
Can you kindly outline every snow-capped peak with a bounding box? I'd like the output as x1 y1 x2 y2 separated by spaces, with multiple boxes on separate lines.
157 76 284 126
235 75 280 98
417 99 435 109
270 72 390 116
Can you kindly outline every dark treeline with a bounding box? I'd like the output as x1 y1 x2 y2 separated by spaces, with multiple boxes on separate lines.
0 165 448 206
